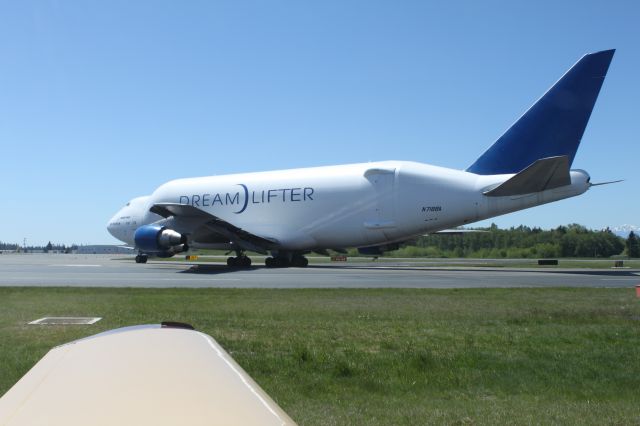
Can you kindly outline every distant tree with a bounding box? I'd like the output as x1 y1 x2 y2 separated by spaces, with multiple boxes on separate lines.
411 223 624 259
45 241 53 253
566 223 588 234
627 231 640 258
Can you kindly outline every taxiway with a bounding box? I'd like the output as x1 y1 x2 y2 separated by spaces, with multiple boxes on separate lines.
0 254 638 288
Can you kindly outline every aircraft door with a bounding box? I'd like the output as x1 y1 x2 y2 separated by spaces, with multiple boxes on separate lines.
364 168 396 228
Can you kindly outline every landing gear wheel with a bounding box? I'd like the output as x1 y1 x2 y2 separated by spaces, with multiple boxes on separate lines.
292 256 309 267
135 254 148 264
228 256 252 268
266 256 296 268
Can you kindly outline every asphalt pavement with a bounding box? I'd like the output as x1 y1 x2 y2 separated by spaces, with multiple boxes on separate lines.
0 254 638 288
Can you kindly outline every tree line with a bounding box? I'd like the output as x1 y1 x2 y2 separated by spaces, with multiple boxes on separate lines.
2 225 639 258
0 241 77 253
382 224 638 258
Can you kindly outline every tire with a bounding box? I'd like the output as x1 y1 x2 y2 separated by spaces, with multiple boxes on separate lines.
242 257 252 267
292 256 308 267
277 257 290 268
265 257 274 268
227 257 236 267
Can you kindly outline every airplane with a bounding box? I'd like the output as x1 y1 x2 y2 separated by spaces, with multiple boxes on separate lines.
107 49 616 268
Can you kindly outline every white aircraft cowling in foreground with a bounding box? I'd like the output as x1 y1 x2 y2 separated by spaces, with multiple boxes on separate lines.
108 50 617 268
0 324 296 425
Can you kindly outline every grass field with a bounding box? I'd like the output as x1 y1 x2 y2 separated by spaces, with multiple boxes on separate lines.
1 287 639 425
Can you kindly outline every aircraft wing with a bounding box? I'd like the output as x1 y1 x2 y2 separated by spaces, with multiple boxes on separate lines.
150 203 278 254
430 229 488 235
0 324 296 426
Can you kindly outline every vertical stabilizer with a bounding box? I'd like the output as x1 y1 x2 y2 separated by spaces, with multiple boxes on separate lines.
467 50 615 175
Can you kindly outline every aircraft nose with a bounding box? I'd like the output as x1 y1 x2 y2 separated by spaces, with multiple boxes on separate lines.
107 214 119 239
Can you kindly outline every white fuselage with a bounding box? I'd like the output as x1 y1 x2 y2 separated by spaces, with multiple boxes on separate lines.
108 161 590 252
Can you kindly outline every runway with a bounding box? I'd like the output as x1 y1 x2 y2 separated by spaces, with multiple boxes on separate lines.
1 254 639 288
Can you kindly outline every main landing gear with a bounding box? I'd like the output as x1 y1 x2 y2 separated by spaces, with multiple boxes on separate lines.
135 254 148 264
265 254 308 268
225 251 309 268
227 251 252 268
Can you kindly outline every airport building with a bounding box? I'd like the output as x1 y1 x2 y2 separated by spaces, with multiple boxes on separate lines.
76 245 134 255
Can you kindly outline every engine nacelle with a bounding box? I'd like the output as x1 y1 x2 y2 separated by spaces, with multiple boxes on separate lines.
134 225 187 253
155 246 187 257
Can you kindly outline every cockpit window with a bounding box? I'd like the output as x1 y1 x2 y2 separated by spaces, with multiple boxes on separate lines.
126 202 131 206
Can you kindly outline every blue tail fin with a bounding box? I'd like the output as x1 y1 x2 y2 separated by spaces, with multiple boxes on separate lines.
466 49 615 175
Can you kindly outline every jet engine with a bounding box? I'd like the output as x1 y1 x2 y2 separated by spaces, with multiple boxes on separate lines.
134 225 188 256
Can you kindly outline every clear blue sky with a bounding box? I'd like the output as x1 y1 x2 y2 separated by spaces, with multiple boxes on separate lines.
1 1 638 246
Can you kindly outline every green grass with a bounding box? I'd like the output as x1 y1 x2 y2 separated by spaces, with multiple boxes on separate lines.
1 287 639 425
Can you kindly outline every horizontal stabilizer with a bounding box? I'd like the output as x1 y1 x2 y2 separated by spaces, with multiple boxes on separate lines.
484 156 570 197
